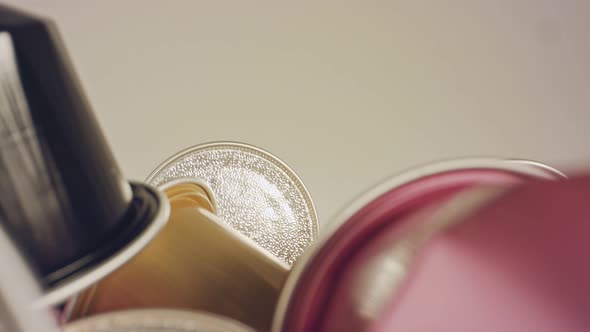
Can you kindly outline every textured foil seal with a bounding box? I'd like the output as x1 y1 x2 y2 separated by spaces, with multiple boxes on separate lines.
63 309 255 332
146 142 318 266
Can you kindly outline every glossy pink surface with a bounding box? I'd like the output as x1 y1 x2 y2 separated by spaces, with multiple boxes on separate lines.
284 168 535 331
369 175 590 332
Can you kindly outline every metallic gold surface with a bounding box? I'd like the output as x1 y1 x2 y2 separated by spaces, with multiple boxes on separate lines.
64 309 255 332
70 180 289 332
147 142 318 266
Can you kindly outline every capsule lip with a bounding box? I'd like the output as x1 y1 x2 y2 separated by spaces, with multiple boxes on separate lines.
156 177 218 214
272 158 564 332
33 181 170 309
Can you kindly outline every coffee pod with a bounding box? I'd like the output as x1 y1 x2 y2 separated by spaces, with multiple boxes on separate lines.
0 4 169 307
273 158 564 332
319 171 590 331
70 179 289 332
147 142 319 266
64 309 255 332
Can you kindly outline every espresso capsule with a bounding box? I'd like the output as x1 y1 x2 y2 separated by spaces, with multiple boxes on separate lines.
0 5 169 308
70 178 288 332
146 142 319 266
273 158 564 332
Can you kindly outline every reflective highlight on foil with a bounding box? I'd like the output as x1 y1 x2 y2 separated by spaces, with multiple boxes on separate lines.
149 144 317 266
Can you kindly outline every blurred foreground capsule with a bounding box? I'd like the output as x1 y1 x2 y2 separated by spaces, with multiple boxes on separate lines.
273 158 573 332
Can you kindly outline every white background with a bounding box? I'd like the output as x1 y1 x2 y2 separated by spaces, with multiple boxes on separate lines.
8 1 590 224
